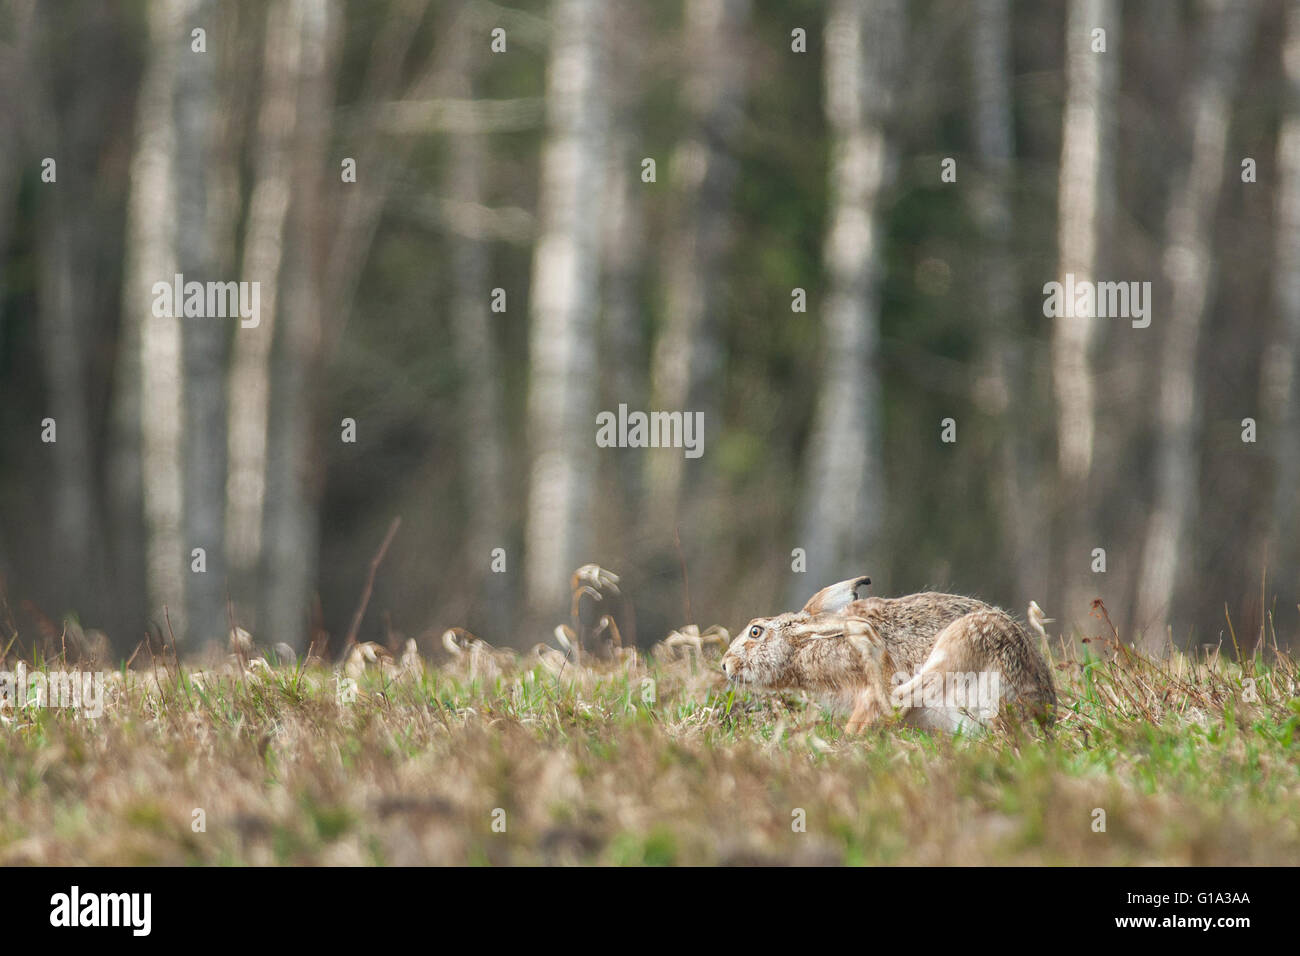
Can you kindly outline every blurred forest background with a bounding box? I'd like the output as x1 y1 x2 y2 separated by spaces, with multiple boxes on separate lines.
0 0 1297 660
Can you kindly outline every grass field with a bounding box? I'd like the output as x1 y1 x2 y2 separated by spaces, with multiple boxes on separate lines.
1 630 1297 865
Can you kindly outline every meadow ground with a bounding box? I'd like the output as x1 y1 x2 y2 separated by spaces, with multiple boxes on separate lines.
0 629 1297 865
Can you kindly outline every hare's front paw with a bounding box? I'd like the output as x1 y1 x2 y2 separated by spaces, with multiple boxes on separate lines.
844 686 889 734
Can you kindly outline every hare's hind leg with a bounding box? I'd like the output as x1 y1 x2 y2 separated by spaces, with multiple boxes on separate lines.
892 612 1004 733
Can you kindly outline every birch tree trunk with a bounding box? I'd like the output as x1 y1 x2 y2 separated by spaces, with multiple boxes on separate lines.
226 0 303 613
968 0 1042 603
647 0 750 528
524 0 609 613
122 0 185 634
1052 0 1116 485
792 0 901 602
1136 0 1258 642
244 0 427 645
1051 0 1118 631
261 0 339 650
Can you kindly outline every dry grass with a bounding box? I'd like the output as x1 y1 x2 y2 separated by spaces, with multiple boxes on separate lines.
0 627 1296 865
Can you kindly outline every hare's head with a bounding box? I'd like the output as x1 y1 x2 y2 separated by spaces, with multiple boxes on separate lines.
721 577 878 689
722 615 885 690
721 612 807 687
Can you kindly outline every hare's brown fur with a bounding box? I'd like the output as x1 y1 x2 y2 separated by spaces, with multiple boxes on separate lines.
722 578 1057 734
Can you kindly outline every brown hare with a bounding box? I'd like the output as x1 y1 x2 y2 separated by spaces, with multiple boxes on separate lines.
721 577 1056 734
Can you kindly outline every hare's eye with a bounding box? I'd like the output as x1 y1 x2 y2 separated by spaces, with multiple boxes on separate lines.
748 625 763 639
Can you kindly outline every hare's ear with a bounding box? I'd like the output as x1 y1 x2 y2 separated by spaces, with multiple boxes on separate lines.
802 576 871 614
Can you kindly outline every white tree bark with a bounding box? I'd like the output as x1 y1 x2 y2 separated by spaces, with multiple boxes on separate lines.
226 0 303 596
122 0 185 631
1051 0 1118 485
793 0 902 601
524 0 609 612
1050 0 1121 633
1136 0 1259 640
